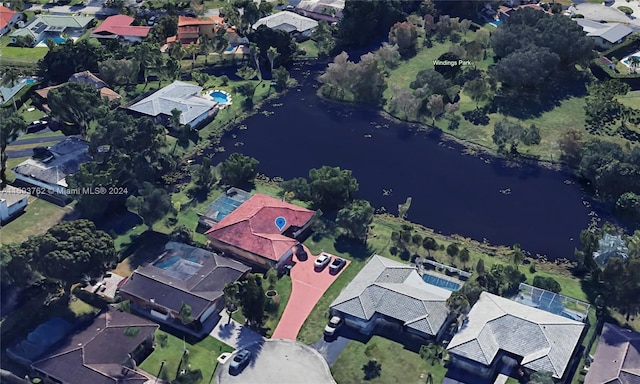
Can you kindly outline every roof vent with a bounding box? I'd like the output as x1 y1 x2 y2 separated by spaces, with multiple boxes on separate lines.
150 298 155 303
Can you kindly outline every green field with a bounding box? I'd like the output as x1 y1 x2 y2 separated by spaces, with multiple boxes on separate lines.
331 336 447 384
0 197 69 245
0 35 48 67
139 330 233 382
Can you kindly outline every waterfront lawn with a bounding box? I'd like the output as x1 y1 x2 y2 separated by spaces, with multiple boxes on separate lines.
0 197 69 245
330 336 447 384
139 331 233 383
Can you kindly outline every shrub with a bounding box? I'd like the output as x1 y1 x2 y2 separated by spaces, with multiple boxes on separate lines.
220 75 229 86
529 263 536 274
571 13 584 18
618 6 633 15
532 276 561 293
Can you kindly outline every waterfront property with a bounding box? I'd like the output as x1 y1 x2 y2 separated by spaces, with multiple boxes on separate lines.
9 15 94 47
197 187 250 230
575 19 633 50
90 15 151 43
329 255 453 341
205 193 316 270
514 283 590 322
252 11 318 39
28 308 158 384
166 15 224 45
125 81 218 128
0 185 29 223
585 322 640 384
12 136 91 202
446 292 585 382
0 5 22 36
34 71 121 112
118 241 250 336
592 233 629 267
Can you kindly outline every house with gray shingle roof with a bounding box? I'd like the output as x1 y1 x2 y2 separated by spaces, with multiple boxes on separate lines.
575 19 633 50
585 322 640 384
126 81 217 128
10 14 94 46
446 291 585 382
329 255 453 340
252 11 318 38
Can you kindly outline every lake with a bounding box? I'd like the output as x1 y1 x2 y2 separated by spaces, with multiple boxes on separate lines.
211 61 605 260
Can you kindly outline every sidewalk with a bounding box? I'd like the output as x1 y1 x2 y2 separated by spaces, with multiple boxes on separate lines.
209 310 265 349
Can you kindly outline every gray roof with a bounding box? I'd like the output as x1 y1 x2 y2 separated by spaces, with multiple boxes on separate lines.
12 137 90 188
126 81 216 125
119 242 250 319
295 0 344 15
575 19 633 43
330 255 452 337
10 14 94 39
594 233 629 266
585 322 640 384
447 292 585 379
0 185 29 207
31 308 157 384
253 11 318 33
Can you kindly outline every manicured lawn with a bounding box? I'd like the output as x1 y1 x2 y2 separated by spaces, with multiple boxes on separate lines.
17 99 46 123
263 274 292 337
331 336 446 384
8 140 61 151
0 35 47 67
0 197 69 245
139 330 233 383
297 39 319 59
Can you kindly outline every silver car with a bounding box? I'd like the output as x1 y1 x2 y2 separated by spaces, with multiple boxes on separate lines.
314 253 331 270
324 316 342 336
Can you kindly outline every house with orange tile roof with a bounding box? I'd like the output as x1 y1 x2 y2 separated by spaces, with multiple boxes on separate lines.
205 194 316 269
0 5 22 36
90 15 151 43
167 15 224 45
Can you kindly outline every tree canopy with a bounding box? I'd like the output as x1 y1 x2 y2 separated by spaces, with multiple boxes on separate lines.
48 82 103 137
38 40 105 82
248 25 297 67
308 165 359 209
336 199 374 242
319 52 387 106
0 109 26 186
220 153 259 187
126 182 173 229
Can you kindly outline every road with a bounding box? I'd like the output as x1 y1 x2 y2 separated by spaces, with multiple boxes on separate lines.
574 2 640 26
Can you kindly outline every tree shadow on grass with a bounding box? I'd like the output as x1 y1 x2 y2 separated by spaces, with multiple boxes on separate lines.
491 71 590 120
119 231 170 269
334 235 373 260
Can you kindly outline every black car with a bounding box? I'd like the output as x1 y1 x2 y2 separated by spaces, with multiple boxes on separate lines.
329 257 346 274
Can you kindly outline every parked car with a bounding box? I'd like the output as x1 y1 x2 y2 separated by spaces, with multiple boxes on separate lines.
314 253 331 270
329 257 346 274
324 316 342 337
229 349 251 371
285 4 294 10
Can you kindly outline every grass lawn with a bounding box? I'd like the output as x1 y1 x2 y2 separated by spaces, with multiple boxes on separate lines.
0 197 69 245
139 330 233 383
8 140 61 151
297 39 319 59
0 35 47 67
331 336 447 384
17 99 46 123
263 274 292 337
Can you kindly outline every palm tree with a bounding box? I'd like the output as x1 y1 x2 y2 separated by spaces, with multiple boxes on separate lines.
446 290 470 317
134 42 153 87
249 43 262 82
199 35 213 65
362 359 382 380
630 56 640 74
45 37 56 51
1 68 20 110
266 46 279 77
419 344 443 366
511 243 524 269
186 43 199 69
168 43 186 72
223 282 240 324
527 371 554 384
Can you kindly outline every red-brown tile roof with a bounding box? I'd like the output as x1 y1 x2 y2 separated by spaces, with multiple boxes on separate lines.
205 194 315 261
0 6 16 31
178 16 216 26
92 15 151 37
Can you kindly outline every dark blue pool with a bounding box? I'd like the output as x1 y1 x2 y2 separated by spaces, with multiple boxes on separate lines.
422 274 461 291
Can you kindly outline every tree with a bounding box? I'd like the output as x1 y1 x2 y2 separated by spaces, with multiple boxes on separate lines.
179 302 194 325
527 371 554 384
459 248 470 267
240 274 266 329
311 20 335 58
194 157 216 192
15 34 34 48
223 282 240 324
266 46 279 76
220 153 259 187
1 68 19 110
48 82 102 137
152 16 178 43
272 67 289 90
422 237 438 256
464 77 490 110
319 51 387 105
249 25 297 67
446 290 470 316
446 243 460 258
170 225 193 244
0 110 26 186
185 42 199 68
388 85 420 120
38 40 105 82
362 359 382 380
308 165 359 209
426 94 444 124
98 58 139 86
476 258 485 275
336 199 374 242
532 276 561 293
211 27 229 57
419 344 443 366
492 46 560 90
10 0 24 11
126 182 173 229
375 43 401 73
511 243 525 268
190 0 207 16
192 72 210 87
388 21 418 58
558 129 584 167
249 43 262 82
280 177 310 201
461 280 483 305
258 0 273 16
616 192 640 224
31 220 117 292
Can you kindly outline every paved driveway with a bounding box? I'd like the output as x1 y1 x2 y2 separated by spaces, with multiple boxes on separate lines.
575 2 640 26
271 246 350 340
215 339 336 384
209 310 265 349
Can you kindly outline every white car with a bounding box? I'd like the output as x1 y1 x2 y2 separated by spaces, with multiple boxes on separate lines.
324 316 342 336
314 253 331 270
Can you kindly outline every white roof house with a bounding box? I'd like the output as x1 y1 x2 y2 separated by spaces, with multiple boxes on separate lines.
593 233 629 267
575 19 633 44
126 81 217 126
0 185 29 223
252 11 318 34
330 255 452 338
447 292 585 379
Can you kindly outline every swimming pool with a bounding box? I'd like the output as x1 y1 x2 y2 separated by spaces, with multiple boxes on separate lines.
490 20 503 27
52 37 66 44
154 256 200 269
622 54 640 67
422 274 461 291
210 90 230 104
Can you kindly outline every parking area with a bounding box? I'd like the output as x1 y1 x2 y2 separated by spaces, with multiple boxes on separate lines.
271 247 350 340
216 339 336 384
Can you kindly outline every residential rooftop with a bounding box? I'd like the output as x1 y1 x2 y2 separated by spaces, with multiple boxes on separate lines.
252 11 318 33
447 291 585 379
0 185 30 206
585 322 640 384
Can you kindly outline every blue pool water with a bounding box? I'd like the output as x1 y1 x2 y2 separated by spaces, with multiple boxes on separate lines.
422 274 461 291
210 91 229 104
52 37 66 44
225 46 234 52
25 78 36 84
623 55 640 66
490 20 503 26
